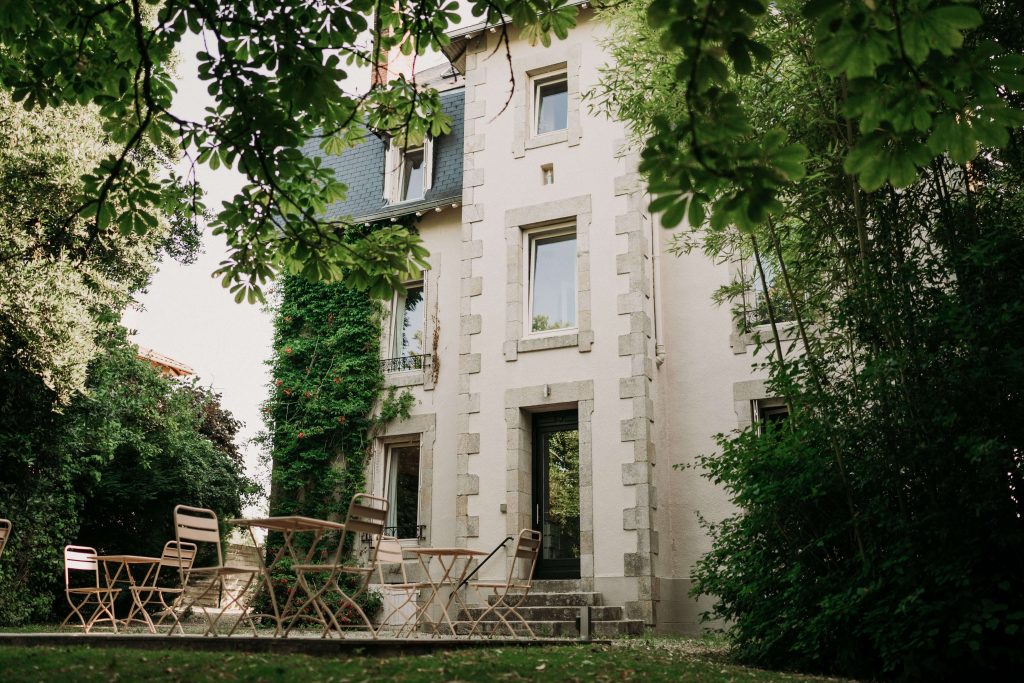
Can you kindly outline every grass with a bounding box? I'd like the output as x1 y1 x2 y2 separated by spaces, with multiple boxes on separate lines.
0 638 852 682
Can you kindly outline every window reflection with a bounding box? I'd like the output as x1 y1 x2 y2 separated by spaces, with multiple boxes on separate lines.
536 77 568 135
393 284 424 357
531 233 577 333
401 148 424 201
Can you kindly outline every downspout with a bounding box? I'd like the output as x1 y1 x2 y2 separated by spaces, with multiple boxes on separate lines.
650 192 666 366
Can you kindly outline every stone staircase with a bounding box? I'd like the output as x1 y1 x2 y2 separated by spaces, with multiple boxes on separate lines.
455 579 644 638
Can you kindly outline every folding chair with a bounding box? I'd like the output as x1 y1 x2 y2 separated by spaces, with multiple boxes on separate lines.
172 505 262 636
284 494 388 638
0 519 10 560
468 529 543 638
60 545 121 633
372 536 431 637
129 541 197 634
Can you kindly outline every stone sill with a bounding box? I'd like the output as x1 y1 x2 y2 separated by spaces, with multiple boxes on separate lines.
524 129 568 151
518 332 578 353
384 370 426 388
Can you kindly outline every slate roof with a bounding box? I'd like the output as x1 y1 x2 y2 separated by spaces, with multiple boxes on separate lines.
304 87 465 222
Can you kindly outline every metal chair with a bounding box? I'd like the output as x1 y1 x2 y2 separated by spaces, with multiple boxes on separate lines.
129 540 197 634
60 545 121 633
467 529 543 638
284 494 388 638
0 519 10 560
372 536 431 637
172 505 262 636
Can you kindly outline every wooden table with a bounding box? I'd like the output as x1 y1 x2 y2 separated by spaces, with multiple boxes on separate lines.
229 516 345 635
95 554 162 632
407 547 489 637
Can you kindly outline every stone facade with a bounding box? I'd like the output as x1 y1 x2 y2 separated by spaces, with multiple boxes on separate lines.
314 7 771 633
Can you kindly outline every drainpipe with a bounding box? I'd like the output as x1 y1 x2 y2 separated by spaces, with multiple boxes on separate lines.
649 192 666 367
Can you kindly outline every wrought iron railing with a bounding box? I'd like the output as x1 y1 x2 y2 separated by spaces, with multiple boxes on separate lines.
385 524 426 540
380 354 431 373
362 524 426 543
742 294 796 332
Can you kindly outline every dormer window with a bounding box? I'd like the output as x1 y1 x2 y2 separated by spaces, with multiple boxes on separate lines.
401 147 425 201
384 137 433 204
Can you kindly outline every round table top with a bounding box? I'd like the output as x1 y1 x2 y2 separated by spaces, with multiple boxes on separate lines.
94 554 161 564
229 516 345 532
407 547 489 557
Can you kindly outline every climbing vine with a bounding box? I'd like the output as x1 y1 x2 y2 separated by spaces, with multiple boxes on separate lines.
263 220 418 523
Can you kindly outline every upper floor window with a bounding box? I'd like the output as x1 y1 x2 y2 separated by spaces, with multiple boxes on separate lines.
401 147 425 201
753 398 789 435
526 226 577 334
392 281 425 358
384 138 433 204
534 73 568 136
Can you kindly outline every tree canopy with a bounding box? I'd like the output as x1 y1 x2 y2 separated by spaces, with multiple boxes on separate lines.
0 0 579 303
596 0 1024 678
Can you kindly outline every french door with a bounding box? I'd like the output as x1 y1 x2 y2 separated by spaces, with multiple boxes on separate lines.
531 410 581 579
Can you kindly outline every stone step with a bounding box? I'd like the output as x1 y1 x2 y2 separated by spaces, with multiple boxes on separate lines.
459 605 623 622
451 619 644 638
485 591 602 607
529 579 583 593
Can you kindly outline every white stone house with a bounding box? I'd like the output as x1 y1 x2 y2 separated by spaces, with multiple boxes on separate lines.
311 6 780 634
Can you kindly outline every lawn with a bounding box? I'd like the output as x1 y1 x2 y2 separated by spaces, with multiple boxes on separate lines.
0 639 850 682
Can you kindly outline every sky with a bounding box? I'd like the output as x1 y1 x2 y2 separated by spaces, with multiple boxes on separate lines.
122 30 450 513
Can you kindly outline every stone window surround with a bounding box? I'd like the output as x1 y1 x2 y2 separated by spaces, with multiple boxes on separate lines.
382 267 436 389
371 412 436 547
512 45 582 158
504 195 593 361
504 380 594 586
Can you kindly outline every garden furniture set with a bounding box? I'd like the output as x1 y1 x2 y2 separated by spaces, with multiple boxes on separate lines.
53 498 542 639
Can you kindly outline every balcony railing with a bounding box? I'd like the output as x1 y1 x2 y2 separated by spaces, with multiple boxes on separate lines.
362 524 426 543
380 354 431 374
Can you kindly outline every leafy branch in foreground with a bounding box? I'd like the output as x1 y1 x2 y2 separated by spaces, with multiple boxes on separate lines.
0 0 579 302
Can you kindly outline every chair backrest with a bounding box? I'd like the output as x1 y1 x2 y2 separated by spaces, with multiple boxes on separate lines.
0 519 10 559
64 545 100 589
506 529 542 586
153 540 198 587
342 494 388 567
374 535 409 584
173 505 223 570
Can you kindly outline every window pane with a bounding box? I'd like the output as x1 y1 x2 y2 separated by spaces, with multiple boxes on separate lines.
536 79 568 134
393 284 424 357
387 445 420 537
531 233 576 332
401 149 424 201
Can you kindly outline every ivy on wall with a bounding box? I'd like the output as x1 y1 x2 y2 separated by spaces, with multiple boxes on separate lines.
263 220 417 523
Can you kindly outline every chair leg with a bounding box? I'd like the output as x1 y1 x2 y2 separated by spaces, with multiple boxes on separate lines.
282 570 334 637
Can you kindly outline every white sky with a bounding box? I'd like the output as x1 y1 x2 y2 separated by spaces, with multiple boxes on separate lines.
123 30 451 514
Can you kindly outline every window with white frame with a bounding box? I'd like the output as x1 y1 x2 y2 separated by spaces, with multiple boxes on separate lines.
525 226 577 334
383 138 433 204
391 281 425 359
533 72 568 136
383 442 421 539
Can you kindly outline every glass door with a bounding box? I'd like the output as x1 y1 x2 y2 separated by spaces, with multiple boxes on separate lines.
532 410 580 579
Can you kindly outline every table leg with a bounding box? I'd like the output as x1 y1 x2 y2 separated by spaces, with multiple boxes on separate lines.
121 563 158 633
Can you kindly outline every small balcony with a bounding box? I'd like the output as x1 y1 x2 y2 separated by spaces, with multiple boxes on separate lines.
380 354 431 374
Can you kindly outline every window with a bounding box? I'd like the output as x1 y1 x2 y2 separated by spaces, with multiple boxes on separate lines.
384 443 421 539
391 282 425 358
383 138 433 204
753 399 789 435
742 257 795 331
534 74 568 135
400 147 425 201
527 227 577 334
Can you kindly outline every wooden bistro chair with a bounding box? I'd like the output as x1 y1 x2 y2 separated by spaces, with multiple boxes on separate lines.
372 536 431 638
284 494 388 638
172 505 262 636
129 540 198 634
468 529 543 639
0 519 10 560
61 545 121 633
